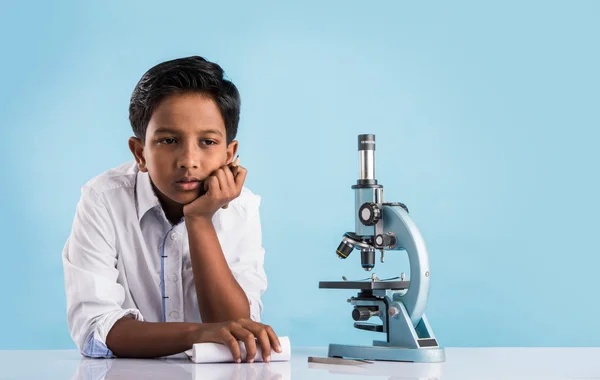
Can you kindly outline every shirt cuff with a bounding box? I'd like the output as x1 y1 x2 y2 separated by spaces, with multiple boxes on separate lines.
82 308 144 358
248 295 263 322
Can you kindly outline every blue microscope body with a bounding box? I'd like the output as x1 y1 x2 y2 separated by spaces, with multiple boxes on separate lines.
319 134 445 363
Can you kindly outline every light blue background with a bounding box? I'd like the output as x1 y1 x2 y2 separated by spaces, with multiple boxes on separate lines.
1 1 598 349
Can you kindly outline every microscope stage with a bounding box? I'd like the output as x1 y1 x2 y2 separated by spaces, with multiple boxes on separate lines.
319 280 409 290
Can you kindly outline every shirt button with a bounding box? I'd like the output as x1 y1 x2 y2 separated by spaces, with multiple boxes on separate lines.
169 311 179 319
170 273 178 282
170 232 180 241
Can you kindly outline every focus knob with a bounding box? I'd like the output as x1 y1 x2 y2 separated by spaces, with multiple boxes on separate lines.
375 233 397 248
359 202 381 226
352 307 372 321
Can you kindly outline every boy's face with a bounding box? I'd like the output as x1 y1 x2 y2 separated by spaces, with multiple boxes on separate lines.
129 93 238 210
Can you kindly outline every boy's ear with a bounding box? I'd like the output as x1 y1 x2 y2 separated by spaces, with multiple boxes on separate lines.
128 137 148 172
226 140 239 164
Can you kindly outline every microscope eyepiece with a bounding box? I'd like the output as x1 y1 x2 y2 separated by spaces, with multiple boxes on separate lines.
358 134 376 181
358 134 376 151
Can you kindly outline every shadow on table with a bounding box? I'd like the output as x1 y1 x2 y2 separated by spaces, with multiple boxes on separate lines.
308 360 444 380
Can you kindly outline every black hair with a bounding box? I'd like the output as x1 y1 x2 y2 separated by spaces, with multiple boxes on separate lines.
129 56 240 143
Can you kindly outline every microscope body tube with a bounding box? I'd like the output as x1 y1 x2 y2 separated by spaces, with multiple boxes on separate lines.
354 134 382 237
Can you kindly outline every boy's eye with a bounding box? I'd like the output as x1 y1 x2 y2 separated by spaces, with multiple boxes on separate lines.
159 138 177 144
202 140 217 146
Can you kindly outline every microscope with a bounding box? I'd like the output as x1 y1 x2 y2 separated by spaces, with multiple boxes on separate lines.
319 134 445 363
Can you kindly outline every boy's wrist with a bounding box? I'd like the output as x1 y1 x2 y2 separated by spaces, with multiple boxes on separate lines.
185 323 205 348
184 213 214 226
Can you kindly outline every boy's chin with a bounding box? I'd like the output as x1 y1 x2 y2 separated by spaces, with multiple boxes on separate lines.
174 189 206 205
173 194 195 205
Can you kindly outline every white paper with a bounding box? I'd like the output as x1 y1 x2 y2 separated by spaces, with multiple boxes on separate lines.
185 336 291 364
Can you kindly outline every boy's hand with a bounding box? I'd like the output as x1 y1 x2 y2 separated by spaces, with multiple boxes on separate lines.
183 157 246 220
189 319 282 363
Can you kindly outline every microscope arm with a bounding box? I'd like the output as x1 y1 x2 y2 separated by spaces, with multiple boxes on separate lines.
382 204 431 326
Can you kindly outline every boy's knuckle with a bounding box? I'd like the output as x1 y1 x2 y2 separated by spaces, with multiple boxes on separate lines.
227 337 237 347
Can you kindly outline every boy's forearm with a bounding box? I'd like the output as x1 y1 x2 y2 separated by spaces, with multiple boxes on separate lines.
105 318 198 358
185 216 250 322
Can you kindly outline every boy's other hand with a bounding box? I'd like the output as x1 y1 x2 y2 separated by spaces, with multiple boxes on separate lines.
183 160 247 220
189 319 282 363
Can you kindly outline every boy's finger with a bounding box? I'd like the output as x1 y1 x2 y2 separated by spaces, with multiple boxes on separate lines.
241 321 272 362
234 166 247 189
264 324 282 353
230 324 257 363
214 169 228 193
221 333 241 363
230 165 239 177
205 175 220 193
222 164 236 190
220 167 235 210
217 167 236 202
256 326 272 362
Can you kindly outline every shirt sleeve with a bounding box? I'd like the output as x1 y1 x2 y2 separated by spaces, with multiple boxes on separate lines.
228 194 268 322
62 186 144 358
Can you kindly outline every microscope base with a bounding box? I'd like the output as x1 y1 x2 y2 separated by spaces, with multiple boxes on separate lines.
328 343 445 363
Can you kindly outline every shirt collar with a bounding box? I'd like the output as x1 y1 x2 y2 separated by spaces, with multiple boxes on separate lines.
135 169 161 221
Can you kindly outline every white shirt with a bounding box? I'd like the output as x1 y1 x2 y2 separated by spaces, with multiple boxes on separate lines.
62 161 267 357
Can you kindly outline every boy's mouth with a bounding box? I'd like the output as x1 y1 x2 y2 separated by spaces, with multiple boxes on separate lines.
175 177 203 191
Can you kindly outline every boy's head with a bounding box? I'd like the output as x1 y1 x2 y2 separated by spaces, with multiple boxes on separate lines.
128 56 240 209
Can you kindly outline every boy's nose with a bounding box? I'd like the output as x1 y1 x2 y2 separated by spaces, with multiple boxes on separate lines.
177 146 199 169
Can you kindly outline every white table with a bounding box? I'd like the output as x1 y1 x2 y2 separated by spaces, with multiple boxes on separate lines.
1 347 599 379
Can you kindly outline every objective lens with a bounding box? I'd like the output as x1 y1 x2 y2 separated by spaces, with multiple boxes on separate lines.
361 248 375 271
336 240 354 259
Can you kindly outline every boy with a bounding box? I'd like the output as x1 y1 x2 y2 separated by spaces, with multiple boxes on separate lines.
62 56 281 362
